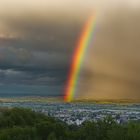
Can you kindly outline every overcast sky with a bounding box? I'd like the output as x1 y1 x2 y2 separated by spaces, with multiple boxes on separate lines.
0 0 140 99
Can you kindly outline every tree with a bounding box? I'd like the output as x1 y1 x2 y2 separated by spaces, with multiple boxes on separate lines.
48 132 57 140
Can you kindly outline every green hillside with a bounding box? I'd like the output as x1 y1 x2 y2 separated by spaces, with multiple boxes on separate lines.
0 108 139 140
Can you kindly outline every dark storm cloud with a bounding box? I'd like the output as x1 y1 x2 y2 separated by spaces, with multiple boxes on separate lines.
0 9 81 88
0 68 65 86
0 43 67 86
1 0 140 98
0 8 81 53
0 0 105 95
0 9 81 86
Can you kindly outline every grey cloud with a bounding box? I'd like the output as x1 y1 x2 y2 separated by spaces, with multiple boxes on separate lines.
0 68 65 86
0 10 78 91
1 1 140 98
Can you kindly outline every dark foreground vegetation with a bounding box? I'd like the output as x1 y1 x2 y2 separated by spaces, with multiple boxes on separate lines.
0 108 140 140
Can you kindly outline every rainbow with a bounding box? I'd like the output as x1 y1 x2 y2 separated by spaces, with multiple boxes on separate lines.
64 14 97 102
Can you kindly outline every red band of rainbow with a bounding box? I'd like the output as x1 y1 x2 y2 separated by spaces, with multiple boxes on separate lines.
64 15 97 102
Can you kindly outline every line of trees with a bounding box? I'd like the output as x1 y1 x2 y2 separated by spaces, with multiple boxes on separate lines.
0 107 139 140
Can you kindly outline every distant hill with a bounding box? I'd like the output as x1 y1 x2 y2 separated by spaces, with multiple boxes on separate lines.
72 98 140 104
